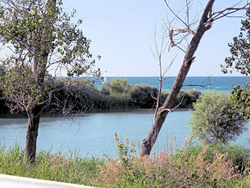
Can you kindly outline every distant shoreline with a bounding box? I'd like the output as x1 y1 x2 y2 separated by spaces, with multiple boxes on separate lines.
124 108 191 114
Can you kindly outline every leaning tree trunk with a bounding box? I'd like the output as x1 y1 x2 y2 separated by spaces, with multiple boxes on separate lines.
24 106 41 164
141 0 215 156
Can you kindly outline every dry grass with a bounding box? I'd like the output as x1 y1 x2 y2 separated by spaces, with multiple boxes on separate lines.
1 135 250 187
97 133 250 187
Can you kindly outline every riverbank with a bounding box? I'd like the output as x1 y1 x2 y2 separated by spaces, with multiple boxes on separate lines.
1 141 250 187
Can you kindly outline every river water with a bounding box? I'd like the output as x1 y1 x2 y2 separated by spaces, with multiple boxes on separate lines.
0 110 250 158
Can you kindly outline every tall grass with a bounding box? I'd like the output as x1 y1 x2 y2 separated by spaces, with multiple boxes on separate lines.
0 143 105 186
98 135 250 187
1 137 250 187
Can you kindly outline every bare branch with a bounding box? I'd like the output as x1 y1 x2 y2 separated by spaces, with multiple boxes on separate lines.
164 0 189 28
169 27 195 48
183 76 212 88
212 5 249 21
150 92 157 101
159 95 185 113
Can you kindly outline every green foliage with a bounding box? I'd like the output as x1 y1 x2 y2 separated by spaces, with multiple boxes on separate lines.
130 84 158 108
93 93 133 112
0 65 50 112
98 135 250 187
230 83 250 121
113 132 136 168
48 78 99 114
0 77 203 115
221 10 250 75
174 89 201 108
101 81 111 95
0 0 100 115
180 142 250 173
189 91 247 145
221 10 250 130
102 78 132 95
0 144 105 186
3 141 250 187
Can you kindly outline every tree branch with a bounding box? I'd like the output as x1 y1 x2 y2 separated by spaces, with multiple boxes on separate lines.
159 95 185 113
211 2 249 21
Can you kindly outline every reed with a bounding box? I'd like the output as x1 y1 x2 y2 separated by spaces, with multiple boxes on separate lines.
1 137 250 187
0 143 105 187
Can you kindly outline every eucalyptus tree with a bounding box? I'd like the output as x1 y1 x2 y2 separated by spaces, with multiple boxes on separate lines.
0 0 100 163
141 0 249 156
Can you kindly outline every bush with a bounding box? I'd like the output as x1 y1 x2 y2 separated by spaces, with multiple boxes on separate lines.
92 92 136 112
0 76 203 115
173 89 201 108
230 83 250 121
180 142 250 173
130 84 158 108
46 78 99 114
102 78 132 95
98 134 248 187
0 89 10 115
189 90 247 145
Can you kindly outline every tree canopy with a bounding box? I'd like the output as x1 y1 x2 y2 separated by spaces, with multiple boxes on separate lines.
189 91 246 145
221 8 250 122
0 0 100 163
222 9 250 75
0 0 100 115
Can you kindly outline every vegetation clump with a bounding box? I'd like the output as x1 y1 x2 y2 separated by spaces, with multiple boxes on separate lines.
2 136 250 187
189 90 247 145
0 77 202 116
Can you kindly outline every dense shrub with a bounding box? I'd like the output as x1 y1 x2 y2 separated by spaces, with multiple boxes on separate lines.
230 83 250 121
92 93 134 111
173 89 201 108
0 90 9 114
0 77 202 115
97 134 250 187
102 78 132 95
189 90 247 145
100 87 110 96
43 78 100 114
130 84 158 108
180 142 250 173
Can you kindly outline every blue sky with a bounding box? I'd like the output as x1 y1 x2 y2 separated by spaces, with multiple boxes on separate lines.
63 0 248 77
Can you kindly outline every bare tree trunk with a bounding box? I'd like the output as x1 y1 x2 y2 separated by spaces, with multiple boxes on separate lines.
141 0 215 156
24 106 41 164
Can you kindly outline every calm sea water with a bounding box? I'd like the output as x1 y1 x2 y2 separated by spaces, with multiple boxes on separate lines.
93 76 250 93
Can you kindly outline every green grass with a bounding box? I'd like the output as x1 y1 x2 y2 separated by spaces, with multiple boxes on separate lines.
0 143 105 187
1 139 250 187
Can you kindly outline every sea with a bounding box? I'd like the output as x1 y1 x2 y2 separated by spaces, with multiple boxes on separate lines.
91 76 250 93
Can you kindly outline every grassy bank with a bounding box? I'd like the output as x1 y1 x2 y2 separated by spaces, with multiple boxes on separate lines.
1 137 250 187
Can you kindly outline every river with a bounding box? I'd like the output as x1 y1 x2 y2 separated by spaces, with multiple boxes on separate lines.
0 110 249 158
